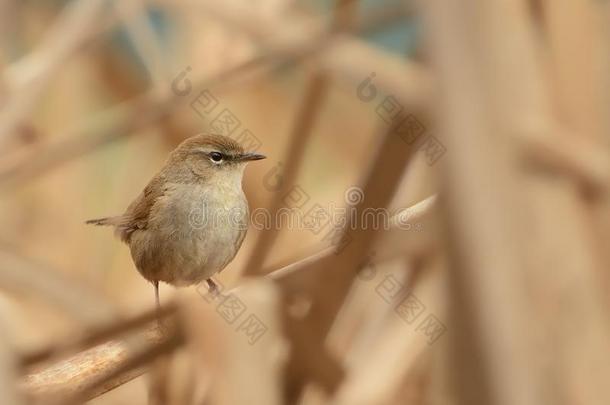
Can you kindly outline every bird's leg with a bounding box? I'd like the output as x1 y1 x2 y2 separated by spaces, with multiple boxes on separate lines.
153 281 171 335
153 282 173 336
153 281 163 330
154 281 161 311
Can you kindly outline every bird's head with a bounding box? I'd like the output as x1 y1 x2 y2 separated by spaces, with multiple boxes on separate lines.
167 134 266 187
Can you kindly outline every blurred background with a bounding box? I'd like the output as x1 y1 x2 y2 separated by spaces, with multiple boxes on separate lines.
1 0 610 404
0 2 419 321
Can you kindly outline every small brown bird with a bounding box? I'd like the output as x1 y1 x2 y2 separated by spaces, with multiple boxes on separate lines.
86 134 265 309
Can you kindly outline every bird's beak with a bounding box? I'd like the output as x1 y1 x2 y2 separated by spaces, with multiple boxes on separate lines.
239 152 266 161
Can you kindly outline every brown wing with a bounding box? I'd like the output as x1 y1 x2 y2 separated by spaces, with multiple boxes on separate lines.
115 174 167 243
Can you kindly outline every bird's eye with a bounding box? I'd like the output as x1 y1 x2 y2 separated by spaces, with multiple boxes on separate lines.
209 152 223 163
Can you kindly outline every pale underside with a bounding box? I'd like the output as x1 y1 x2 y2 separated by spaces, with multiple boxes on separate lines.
128 182 248 286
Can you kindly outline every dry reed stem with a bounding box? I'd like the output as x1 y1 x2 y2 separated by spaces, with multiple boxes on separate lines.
179 0 431 282
21 303 177 368
23 326 180 405
243 74 329 275
0 54 272 190
0 250 116 326
331 256 444 405
281 120 421 401
422 1 610 405
2 2 608 405
114 0 175 91
242 0 358 276
419 0 547 403
0 0 111 149
536 1 610 403
183 279 284 405
0 317 25 405
270 195 437 282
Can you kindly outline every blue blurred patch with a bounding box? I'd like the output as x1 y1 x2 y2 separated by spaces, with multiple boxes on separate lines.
310 0 419 55
106 5 174 74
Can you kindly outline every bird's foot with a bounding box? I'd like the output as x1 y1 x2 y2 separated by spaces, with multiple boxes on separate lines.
206 278 219 294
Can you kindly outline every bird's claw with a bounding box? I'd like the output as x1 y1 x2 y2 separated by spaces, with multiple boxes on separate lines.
206 278 220 297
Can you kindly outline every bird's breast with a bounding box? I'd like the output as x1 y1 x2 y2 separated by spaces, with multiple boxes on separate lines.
144 183 248 285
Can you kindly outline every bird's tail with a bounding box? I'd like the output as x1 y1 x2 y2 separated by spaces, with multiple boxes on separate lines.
85 217 119 226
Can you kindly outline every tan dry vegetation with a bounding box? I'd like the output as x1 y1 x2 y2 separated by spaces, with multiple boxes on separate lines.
0 1 609 405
